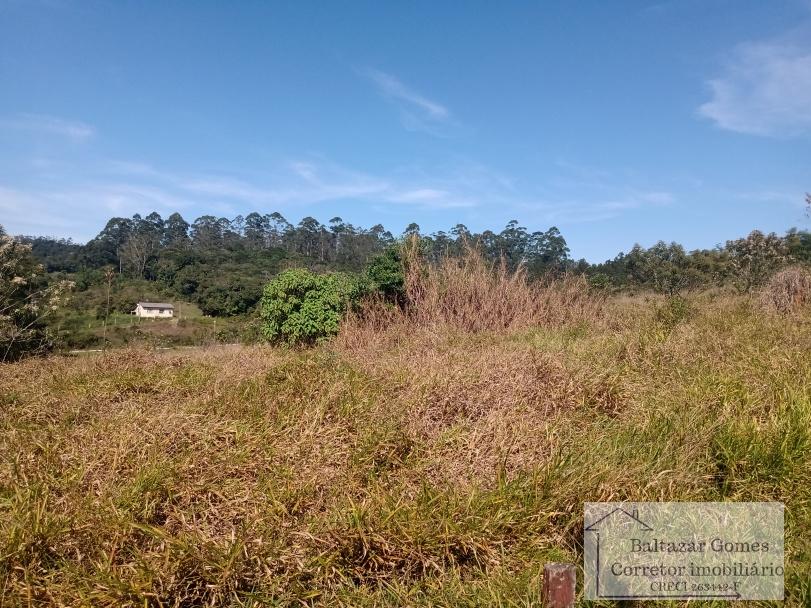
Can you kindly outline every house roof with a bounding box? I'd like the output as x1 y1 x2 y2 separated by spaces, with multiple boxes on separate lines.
137 302 174 309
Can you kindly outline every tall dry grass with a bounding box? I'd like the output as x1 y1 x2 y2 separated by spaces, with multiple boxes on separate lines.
340 240 603 352
403 238 604 332
760 266 811 315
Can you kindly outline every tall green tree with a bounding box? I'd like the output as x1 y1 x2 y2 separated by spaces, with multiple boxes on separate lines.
163 212 190 249
627 241 697 296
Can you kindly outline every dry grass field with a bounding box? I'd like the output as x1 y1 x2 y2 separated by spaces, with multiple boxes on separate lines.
2 262 810 606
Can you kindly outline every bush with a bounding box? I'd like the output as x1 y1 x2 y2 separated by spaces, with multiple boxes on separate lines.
366 246 405 303
1 230 72 361
726 230 790 292
654 295 692 329
587 272 611 292
760 266 811 315
260 269 367 345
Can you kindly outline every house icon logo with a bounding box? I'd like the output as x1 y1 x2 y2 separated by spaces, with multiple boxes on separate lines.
585 507 653 532
585 505 653 599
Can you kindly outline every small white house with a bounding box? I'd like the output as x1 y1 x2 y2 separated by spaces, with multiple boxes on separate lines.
133 302 174 318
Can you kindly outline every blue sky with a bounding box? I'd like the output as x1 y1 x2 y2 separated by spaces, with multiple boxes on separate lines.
1 0 810 262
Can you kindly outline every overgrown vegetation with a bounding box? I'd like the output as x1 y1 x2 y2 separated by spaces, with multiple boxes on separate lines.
8 210 811 355
0 227 72 361
761 266 811 315
1 241 809 605
2 214 811 603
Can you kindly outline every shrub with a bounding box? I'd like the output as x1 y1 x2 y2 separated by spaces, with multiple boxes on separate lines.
366 246 405 303
654 295 692 329
760 266 811 315
726 230 790 292
587 272 611 292
1 229 73 361
260 268 367 345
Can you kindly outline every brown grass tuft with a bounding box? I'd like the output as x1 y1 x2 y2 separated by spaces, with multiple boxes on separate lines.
404 239 603 332
760 266 811 315
334 330 582 487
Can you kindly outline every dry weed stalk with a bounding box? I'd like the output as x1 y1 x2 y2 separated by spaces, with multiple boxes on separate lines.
404 237 603 331
340 238 603 348
760 266 811 315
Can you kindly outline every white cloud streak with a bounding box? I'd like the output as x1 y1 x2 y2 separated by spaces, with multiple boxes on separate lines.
364 68 454 135
0 113 95 140
108 157 480 210
699 32 811 137
1 153 677 241
520 190 674 224
0 157 490 239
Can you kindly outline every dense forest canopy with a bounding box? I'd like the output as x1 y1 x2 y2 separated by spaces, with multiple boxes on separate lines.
22 212 574 273
11 210 811 320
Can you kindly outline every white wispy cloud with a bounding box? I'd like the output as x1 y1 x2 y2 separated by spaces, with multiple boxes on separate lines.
518 161 676 224
520 190 675 224
179 165 389 207
364 68 454 135
1 150 679 241
2 154 510 240
389 188 449 203
111 155 486 210
699 30 811 137
366 69 448 119
0 113 95 140
0 186 102 237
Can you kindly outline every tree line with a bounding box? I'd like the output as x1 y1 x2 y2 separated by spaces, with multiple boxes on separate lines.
28 212 575 274
14 210 811 321
591 228 811 295
19 212 575 317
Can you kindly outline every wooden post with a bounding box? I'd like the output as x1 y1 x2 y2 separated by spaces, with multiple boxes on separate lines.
543 563 576 608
